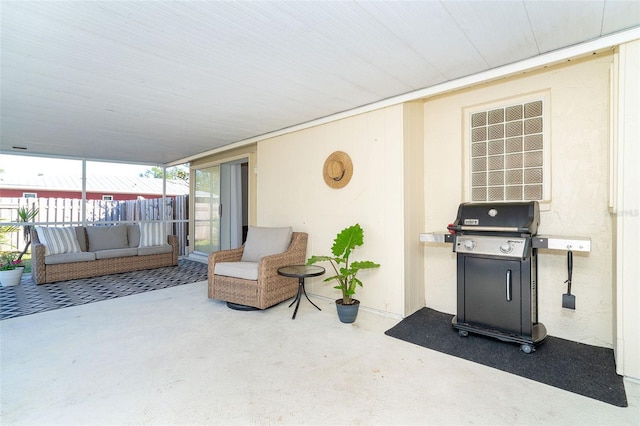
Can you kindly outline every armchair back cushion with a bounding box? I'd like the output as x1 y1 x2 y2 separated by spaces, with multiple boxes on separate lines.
241 226 293 262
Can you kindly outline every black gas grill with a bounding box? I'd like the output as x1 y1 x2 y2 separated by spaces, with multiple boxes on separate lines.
447 201 547 353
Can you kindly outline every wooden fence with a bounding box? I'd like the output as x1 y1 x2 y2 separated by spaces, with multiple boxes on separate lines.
0 196 189 256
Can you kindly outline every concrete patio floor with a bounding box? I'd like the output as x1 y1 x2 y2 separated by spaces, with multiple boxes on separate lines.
1 280 638 425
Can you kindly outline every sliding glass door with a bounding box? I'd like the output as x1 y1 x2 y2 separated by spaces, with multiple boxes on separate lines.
193 165 220 254
192 158 248 256
220 160 247 250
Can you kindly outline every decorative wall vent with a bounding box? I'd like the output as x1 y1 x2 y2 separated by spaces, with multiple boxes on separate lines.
470 100 544 202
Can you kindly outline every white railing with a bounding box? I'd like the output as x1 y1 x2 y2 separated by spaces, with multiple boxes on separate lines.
0 196 189 256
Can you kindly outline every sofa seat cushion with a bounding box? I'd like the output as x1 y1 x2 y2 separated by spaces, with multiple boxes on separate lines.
86 225 129 251
214 262 259 280
138 244 173 256
44 252 96 265
94 247 139 260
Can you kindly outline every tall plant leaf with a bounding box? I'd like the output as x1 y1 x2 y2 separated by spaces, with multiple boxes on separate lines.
331 223 364 259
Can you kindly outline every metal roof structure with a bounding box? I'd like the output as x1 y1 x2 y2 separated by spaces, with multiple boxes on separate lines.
0 175 189 196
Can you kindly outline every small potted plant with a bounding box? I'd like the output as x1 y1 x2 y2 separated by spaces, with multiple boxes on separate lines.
0 252 24 287
306 223 380 323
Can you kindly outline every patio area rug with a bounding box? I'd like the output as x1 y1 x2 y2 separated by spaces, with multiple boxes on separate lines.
0 259 207 320
385 307 627 407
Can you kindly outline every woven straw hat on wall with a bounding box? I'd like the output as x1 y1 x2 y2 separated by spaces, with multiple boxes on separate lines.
323 151 353 189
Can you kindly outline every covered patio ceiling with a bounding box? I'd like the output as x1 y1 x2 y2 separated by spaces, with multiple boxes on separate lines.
1 1 639 166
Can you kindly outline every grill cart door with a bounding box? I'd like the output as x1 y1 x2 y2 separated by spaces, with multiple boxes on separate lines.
458 256 533 336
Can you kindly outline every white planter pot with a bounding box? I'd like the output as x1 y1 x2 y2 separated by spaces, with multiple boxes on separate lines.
0 267 24 287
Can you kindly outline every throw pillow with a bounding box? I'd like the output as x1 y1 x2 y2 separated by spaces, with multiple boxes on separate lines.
138 222 167 248
241 226 293 262
36 226 82 256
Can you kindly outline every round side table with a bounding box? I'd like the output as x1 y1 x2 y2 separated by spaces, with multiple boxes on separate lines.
277 265 325 319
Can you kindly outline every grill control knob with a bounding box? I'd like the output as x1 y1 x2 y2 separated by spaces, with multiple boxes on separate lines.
464 240 476 250
500 242 512 254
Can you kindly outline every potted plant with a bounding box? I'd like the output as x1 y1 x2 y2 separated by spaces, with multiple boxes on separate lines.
0 252 24 287
306 223 380 323
16 206 39 261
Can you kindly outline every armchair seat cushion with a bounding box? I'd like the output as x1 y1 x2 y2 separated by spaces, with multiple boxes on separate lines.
214 262 259 281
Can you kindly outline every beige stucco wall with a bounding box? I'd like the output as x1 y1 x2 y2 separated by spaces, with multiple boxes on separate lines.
256 105 407 316
209 40 637 376
424 53 616 347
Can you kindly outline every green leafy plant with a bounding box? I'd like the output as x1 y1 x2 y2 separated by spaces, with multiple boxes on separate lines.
16 206 39 260
306 223 380 305
0 206 39 260
0 252 22 271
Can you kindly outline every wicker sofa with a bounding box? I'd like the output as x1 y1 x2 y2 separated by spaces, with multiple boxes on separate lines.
31 224 178 284
208 228 308 309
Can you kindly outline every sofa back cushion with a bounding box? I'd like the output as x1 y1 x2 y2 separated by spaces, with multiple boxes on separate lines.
138 222 167 247
35 226 82 256
74 227 88 252
241 226 293 262
127 224 141 248
86 225 129 251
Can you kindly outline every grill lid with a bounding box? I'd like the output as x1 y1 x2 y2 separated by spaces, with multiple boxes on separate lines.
448 201 540 235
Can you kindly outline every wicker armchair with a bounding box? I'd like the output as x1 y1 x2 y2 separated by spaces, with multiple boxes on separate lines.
208 231 308 309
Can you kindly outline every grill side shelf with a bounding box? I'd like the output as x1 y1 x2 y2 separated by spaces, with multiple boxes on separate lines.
419 233 455 243
532 235 591 252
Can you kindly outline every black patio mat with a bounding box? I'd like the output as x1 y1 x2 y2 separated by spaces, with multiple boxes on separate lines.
0 259 208 320
385 307 627 407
